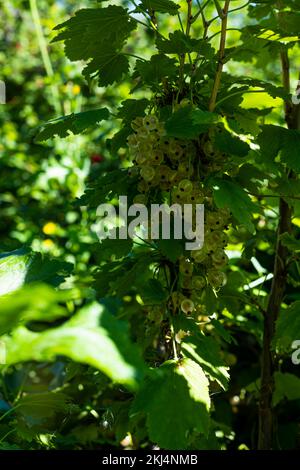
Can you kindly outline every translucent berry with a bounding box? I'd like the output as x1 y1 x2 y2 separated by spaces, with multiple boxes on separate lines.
212 249 228 267
207 269 227 289
181 298 195 314
178 179 193 194
179 259 194 276
143 115 158 131
140 165 155 182
192 276 206 290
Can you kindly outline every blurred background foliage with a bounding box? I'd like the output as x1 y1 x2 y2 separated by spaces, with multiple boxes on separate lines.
0 0 300 450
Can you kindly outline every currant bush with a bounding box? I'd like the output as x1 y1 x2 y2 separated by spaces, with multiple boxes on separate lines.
127 113 232 325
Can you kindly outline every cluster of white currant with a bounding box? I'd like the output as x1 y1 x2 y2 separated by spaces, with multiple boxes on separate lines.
127 114 231 317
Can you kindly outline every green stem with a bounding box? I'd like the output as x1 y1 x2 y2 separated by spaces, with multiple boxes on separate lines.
29 0 62 115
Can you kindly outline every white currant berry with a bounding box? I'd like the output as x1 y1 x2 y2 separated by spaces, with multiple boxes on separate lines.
178 179 193 194
140 165 155 182
181 298 195 314
192 276 206 290
207 269 227 289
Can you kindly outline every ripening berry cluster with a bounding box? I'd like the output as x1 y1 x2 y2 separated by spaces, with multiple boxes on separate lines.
127 114 231 319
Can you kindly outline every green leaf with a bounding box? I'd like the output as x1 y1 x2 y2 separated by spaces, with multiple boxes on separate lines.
135 54 177 86
117 99 150 123
79 169 131 207
53 7 136 84
17 392 71 419
156 238 184 262
140 0 180 15
273 372 300 406
112 257 151 296
165 107 219 139
107 127 132 153
0 248 72 296
276 11 300 36
214 130 250 157
1 303 145 390
274 301 300 352
53 7 136 58
83 51 130 86
131 359 210 449
212 178 257 233
156 32 213 56
280 233 300 252
182 335 229 390
98 238 133 261
258 125 300 173
35 108 109 141
0 284 72 336
140 279 167 305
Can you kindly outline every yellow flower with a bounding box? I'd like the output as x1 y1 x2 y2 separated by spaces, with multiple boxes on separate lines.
42 239 55 249
43 222 57 235
72 84 81 95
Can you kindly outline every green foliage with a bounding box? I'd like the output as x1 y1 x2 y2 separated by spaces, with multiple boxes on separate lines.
35 109 109 141
273 372 300 406
0 248 72 296
212 178 257 233
1 0 300 452
258 125 300 173
139 0 180 15
165 107 219 139
131 359 210 449
53 6 136 85
2 302 145 390
274 302 300 353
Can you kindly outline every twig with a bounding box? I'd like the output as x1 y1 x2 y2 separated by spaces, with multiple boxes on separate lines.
258 37 296 450
208 0 231 112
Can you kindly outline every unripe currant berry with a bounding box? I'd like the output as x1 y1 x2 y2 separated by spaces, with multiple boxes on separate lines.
211 249 228 267
192 276 206 290
140 165 155 182
131 117 144 132
181 298 195 314
159 165 172 183
188 191 204 204
128 166 139 178
172 189 184 204
178 162 193 177
151 151 164 165
147 305 164 323
143 115 158 131
205 231 223 249
135 153 147 166
207 269 227 289
169 143 184 160
181 275 192 289
178 179 193 194
179 98 191 108
179 259 194 276
206 211 223 229
127 134 139 148
192 248 207 263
